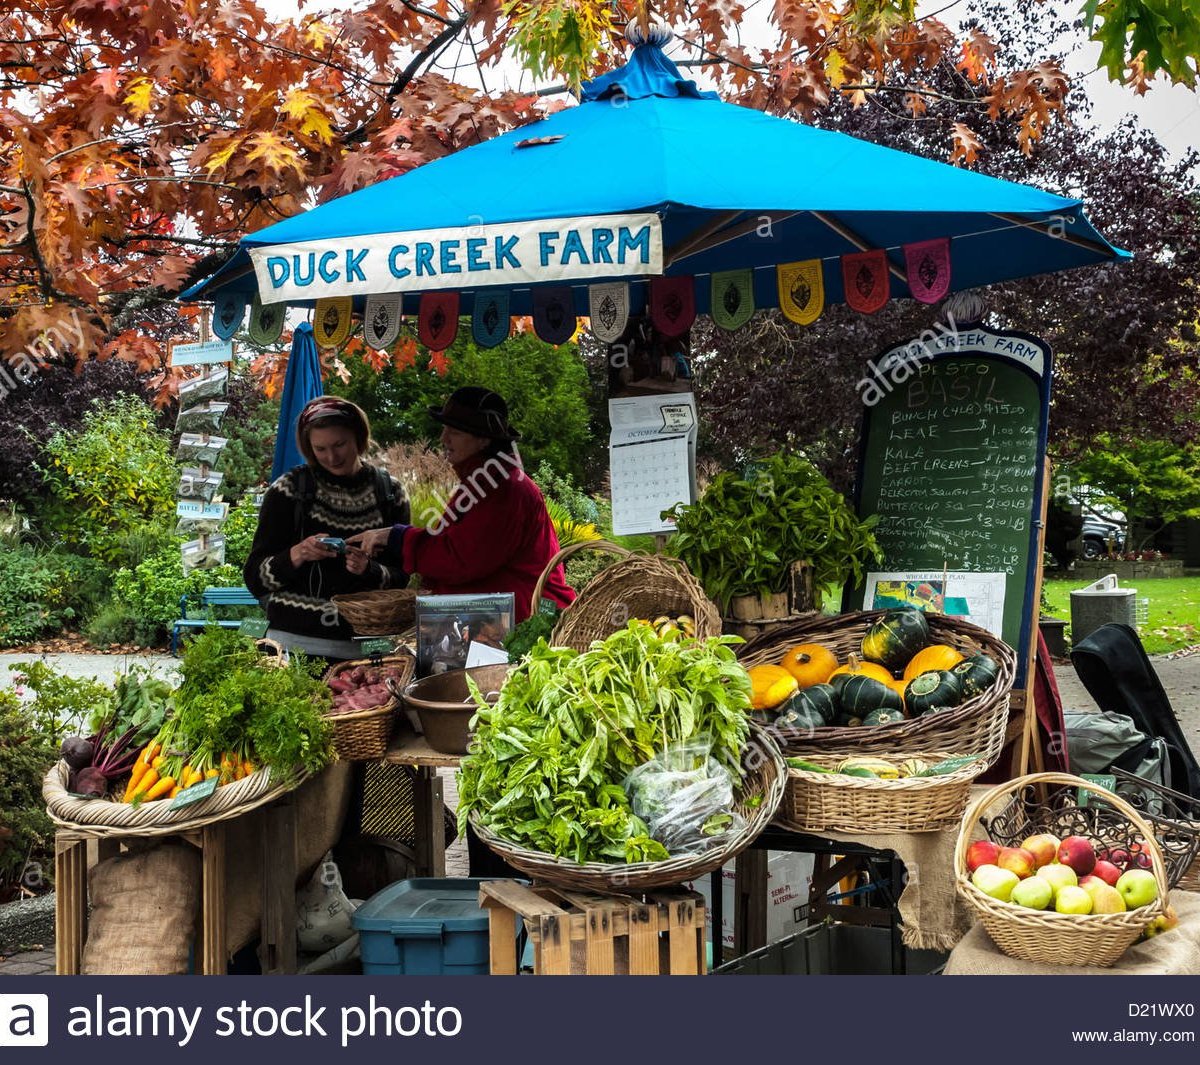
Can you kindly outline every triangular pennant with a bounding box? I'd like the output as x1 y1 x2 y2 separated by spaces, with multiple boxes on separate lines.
904 238 952 304
649 276 695 338
246 294 285 346
472 292 511 348
211 292 247 340
532 287 576 345
312 296 353 348
418 292 459 349
710 269 756 331
588 282 630 343
777 260 825 326
363 293 403 349
841 249 890 314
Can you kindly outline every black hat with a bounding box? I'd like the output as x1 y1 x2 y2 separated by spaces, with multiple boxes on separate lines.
428 387 521 441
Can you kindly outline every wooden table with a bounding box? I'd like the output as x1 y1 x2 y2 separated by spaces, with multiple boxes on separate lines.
381 727 462 878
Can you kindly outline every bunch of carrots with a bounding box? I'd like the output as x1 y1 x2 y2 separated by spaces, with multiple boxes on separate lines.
122 724 257 804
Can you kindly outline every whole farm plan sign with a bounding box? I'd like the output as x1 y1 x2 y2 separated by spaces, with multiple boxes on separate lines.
248 213 663 304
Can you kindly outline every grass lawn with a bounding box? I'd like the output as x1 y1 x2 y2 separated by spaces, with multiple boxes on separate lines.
1043 576 1200 655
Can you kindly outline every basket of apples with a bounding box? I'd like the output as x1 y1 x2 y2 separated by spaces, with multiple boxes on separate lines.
955 772 1173 968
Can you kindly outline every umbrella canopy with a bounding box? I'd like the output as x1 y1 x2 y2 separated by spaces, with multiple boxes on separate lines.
270 322 323 481
185 32 1127 321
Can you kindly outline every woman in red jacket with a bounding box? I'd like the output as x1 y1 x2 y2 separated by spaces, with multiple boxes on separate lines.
348 386 575 622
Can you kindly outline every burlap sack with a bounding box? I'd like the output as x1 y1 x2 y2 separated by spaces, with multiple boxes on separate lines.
224 761 353 956
82 842 200 975
945 889 1200 975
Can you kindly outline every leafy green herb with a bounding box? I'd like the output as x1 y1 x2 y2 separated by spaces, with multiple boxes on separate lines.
664 451 881 611
458 622 751 864
503 610 559 661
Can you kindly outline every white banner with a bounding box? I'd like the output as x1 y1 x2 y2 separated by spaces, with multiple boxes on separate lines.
248 213 663 305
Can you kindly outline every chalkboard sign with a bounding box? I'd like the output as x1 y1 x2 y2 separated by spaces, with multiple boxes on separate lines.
847 325 1053 687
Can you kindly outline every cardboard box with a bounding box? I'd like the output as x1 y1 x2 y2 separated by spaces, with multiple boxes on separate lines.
686 850 814 950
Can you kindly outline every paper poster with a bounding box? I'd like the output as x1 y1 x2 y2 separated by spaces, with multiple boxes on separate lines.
608 393 697 536
863 570 1006 639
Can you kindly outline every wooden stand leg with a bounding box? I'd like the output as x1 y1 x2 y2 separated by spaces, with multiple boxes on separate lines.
54 834 88 975
412 767 446 877
733 850 767 954
258 798 297 974
201 824 227 975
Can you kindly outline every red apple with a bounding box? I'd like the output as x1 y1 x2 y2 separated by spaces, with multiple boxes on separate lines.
966 839 1002 873
1092 860 1122 887
1020 832 1061 869
996 845 1036 879
1106 846 1131 869
1057 835 1097 877
1129 842 1153 870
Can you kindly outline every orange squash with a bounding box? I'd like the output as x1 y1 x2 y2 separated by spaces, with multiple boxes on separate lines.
778 643 838 689
747 664 799 711
902 644 965 684
885 676 909 712
828 654 894 687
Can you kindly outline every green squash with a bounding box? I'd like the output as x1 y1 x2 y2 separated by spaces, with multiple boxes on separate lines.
777 683 840 727
903 669 963 717
838 674 903 718
862 707 905 727
774 703 826 732
861 609 931 672
952 653 1000 698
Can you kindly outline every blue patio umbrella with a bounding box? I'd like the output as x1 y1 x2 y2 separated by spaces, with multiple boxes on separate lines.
184 30 1126 318
270 322 323 481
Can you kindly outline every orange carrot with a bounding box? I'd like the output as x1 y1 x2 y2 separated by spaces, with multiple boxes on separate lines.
140 741 161 765
241 760 255 778
205 768 219 779
123 760 149 801
129 768 159 801
144 776 175 802
168 785 180 798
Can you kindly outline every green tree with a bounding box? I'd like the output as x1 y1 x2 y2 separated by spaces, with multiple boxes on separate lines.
1072 436 1200 548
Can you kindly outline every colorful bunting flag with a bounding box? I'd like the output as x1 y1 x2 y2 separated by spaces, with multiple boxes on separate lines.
710 269 756 331
532 287 576 345
418 292 459 349
587 282 630 343
472 292 511 348
246 294 285 346
212 292 247 340
649 276 695 338
363 293 403 349
313 296 352 348
776 260 824 326
841 250 890 314
904 238 952 304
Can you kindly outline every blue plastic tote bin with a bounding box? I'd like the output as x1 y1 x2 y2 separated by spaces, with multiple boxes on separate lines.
352 878 500 975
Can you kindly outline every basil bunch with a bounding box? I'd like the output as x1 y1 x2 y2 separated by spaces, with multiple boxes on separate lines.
457 623 751 864
665 452 882 611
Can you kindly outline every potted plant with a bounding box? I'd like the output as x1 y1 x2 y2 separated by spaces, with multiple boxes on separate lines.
665 452 882 619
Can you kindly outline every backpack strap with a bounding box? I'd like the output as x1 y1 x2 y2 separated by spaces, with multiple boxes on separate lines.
292 464 316 539
372 465 396 517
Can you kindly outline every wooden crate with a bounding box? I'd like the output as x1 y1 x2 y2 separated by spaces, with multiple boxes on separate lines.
478 880 706 975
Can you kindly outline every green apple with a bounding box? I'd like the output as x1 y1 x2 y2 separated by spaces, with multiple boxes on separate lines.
1010 876 1053 910
971 863 1020 902
1035 861 1078 896
1079 876 1127 914
1115 868 1159 909
1054 885 1094 914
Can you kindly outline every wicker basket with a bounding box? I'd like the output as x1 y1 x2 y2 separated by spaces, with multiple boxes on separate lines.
955 772 1171 968
739 610 1015 764
331 588 418 636
537 540 722 653
42 760 305 838
322 653 414 760
777 752 989 834
470 722 787 892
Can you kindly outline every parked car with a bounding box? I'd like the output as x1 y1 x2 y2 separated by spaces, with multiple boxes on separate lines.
1078 508 1127 558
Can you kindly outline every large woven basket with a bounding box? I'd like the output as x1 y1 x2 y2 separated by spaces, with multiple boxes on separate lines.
777 751 989 834
955 772 1171 968
470 722 787 892
322 652 414 760
739 610 1015 763
331 588 418 636
537 540 722 653
42 760 305 839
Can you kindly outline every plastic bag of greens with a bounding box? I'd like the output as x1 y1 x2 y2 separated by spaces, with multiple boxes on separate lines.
623 737 743 856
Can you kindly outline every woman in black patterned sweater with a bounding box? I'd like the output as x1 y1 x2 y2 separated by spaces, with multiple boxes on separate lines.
244 396 411 660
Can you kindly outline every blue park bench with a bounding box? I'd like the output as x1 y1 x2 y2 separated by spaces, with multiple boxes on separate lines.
170 586 265 655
